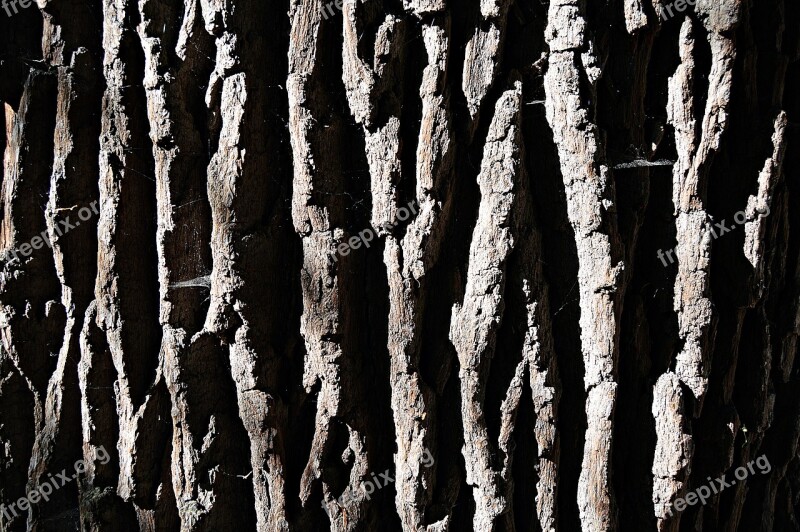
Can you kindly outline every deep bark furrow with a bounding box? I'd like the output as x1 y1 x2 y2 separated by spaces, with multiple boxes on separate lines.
715 112 788 529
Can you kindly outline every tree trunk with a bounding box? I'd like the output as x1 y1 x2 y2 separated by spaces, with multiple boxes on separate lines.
1 0 798 530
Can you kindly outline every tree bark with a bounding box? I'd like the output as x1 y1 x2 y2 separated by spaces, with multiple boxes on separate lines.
1 0 799 530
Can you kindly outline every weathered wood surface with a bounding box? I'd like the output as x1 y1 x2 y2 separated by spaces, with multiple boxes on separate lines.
0 0 799 530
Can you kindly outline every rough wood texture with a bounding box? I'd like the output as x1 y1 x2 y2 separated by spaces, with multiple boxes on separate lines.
1 0 799 530
543 1 625 529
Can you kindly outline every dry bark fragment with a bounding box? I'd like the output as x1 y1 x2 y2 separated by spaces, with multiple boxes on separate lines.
342 4 456 528
744 113 788 289
651 2 741 525
451 82 562 531
543 1 625 529
651 372 693 531
403 0 445 17
624 0 649 34
515 200 561 532
462 0 512 129
384 17 455 531
450 84 523 531
288 2 373 530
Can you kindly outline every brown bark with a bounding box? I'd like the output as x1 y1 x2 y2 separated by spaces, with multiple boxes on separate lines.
1 0 799 531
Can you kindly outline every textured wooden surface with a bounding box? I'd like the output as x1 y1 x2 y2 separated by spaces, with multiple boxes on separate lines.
1 0 799 530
